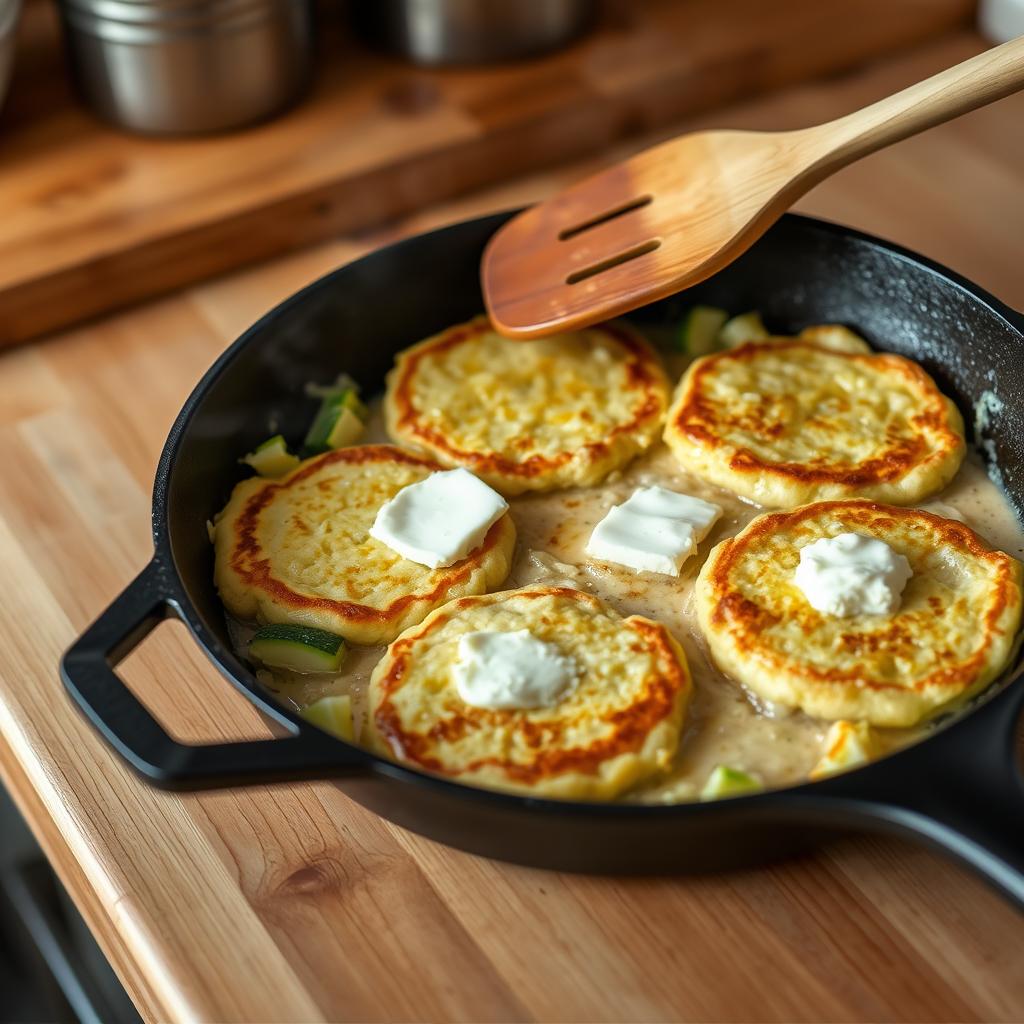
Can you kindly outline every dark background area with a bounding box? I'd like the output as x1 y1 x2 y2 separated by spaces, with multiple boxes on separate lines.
0 789 139 1024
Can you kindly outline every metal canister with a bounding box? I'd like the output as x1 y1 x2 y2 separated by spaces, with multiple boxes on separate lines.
351 0 596 65
57 0 313 135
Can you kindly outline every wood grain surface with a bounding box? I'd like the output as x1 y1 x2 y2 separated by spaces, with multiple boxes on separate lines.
0 32 1023 1024
0 0 973 345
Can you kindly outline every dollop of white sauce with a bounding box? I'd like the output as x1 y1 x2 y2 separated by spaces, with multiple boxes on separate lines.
794 533 912 617
452 630 578 710
585 486 722 576
369 468 508 569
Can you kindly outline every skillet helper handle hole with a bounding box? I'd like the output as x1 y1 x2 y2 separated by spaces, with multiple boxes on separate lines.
61 560 362 790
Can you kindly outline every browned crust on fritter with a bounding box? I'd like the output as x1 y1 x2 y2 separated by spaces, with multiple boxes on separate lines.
372 587 689 783
705 500 1017 695
389 317 666 482
672 341 962 485
228 444 506 625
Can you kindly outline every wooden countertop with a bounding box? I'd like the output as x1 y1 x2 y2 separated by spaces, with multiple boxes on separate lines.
0 33 1022 1023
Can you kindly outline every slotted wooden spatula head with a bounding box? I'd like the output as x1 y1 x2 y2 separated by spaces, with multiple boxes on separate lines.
481 34 1024 337
482 128 813 338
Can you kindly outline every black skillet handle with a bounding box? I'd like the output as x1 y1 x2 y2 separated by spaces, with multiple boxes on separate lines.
825 678 1024 908
61 560 367 790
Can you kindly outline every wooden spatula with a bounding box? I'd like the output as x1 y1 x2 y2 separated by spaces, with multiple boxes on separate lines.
482 37 1024 339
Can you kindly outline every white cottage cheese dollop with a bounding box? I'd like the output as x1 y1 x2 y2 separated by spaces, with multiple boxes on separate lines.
452 630 578 710
794 532 912 617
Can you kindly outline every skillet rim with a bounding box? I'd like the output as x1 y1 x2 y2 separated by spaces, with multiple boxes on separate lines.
150 210 1024 815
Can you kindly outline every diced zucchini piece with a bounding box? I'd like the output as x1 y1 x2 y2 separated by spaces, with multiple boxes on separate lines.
718 311 769 347
797 324 871 354
249 624 346 674
678 306 728 355
700 764 763 800
301 694 355 743
304 389 368 454
809 720 876 780
326 405 365 448
240 435 300 478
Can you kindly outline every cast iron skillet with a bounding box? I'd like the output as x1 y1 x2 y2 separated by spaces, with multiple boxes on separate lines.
61 213 1024 906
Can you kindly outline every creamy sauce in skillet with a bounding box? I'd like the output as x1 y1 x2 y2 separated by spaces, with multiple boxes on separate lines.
239 401 1024 803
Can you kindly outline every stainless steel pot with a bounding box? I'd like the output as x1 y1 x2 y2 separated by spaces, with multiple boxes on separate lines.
351 0 596 64
57 0 313 135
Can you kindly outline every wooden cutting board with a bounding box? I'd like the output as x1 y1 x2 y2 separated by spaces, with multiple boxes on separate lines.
0 0 973 346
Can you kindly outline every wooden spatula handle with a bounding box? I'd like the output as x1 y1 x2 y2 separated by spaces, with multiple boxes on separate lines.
815 36 1024 165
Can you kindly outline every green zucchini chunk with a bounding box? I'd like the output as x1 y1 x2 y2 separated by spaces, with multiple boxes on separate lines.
678 306 728 355
301 695 355 742
249 624 346 673
240 435 300 478
304 388 368 454
700 764 763 801
718 311 769 347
